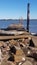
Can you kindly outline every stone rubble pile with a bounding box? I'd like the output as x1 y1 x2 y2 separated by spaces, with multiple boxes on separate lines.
0 37 37 65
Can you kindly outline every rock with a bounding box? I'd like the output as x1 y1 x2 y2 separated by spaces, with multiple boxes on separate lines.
22 60 33 65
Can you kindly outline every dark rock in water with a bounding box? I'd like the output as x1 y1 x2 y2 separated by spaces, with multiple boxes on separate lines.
10 46 16 54
29 39 35 47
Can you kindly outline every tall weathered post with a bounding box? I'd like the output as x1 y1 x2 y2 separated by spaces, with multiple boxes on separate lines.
27 3 30 32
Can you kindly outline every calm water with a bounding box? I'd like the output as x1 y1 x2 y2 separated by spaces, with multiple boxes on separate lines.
0 20 37 33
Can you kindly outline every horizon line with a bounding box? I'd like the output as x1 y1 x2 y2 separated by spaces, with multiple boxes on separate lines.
0 18 37 20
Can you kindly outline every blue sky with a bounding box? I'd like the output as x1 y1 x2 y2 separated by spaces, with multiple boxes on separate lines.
0 0 37 19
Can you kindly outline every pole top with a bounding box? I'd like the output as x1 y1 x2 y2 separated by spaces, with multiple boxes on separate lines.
28 3 30 7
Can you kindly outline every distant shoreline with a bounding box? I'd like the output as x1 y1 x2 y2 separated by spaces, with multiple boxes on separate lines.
0 19 37 21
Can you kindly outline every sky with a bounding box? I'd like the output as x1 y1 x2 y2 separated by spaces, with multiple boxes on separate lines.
0 0 37 19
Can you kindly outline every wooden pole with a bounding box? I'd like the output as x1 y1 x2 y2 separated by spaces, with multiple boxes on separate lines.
27 3 30 32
